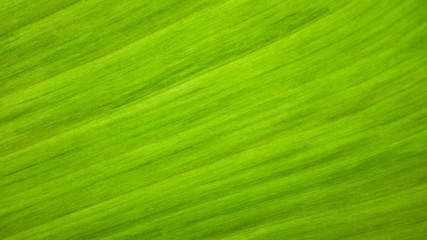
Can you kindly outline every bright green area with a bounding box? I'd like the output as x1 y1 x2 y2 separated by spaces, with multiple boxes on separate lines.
0 0 426 239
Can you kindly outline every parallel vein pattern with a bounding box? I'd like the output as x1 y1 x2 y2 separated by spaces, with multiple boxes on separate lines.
0 0 426 239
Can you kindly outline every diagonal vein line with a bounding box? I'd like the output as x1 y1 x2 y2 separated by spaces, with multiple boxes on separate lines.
1 0 416 203
0 1 344 161
0 0 226 99
218 182 427 240
10 109 425 240
5 68 422 239
0 0 82 37
2 24 418 202
0 0 406 192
